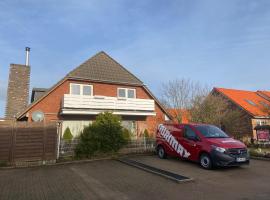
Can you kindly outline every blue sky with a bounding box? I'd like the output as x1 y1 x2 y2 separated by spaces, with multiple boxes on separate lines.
1 0 270 117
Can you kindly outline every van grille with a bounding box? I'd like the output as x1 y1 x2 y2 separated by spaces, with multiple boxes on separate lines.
227 148 247 156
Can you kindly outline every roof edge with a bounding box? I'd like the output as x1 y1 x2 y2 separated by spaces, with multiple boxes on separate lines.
142 85 173 120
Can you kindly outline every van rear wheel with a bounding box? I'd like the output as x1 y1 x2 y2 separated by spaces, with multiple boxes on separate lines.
200 153 212 169
157 146 167 159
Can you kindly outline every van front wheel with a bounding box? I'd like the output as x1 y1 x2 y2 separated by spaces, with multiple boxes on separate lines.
157 146 167 159
200 153 212 169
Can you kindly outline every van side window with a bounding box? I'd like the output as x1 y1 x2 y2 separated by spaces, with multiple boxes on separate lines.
184 126 197 140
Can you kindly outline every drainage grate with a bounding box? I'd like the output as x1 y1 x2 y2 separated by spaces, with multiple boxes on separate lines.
117 158 192 183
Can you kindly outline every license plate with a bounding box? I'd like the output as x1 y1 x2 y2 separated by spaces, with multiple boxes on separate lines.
236 157 246 162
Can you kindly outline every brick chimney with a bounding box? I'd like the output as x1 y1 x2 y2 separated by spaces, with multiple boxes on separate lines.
5 48 31 119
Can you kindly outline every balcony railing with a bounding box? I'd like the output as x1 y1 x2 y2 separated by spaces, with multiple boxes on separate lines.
62 94 155 111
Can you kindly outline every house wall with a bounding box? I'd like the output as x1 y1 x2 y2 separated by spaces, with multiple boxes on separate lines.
23 79 167 136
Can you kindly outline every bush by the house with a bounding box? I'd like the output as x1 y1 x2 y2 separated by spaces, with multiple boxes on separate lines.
122 128 132 141
63 127 73 142
143 129 150 138
75 112 127 158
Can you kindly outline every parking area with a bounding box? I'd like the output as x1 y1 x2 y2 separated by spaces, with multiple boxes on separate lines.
0 156 269 200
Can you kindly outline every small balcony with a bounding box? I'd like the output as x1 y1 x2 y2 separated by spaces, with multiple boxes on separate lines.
61 94 156 116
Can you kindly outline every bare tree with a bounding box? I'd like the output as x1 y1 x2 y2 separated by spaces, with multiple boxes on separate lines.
160 78 209 123
189 95 248 138
160 78 248 138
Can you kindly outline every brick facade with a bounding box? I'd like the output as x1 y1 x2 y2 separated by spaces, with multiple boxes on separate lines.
23 79 167 136
5 64 30 119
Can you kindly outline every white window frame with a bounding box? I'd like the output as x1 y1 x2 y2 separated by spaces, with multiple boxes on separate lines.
70 83 93 96
117 88 136 99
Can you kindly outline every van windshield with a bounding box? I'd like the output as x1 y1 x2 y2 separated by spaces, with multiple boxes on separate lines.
195 125 229 138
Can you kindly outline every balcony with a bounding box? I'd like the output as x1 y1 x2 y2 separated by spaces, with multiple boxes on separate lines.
61 94 156 116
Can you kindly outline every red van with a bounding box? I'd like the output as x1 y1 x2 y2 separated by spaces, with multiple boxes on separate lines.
156 123 249 169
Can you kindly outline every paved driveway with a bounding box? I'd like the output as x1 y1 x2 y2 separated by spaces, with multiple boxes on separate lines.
0 156 269 200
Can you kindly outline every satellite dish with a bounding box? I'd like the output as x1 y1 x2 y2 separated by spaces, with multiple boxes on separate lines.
32 110 44 122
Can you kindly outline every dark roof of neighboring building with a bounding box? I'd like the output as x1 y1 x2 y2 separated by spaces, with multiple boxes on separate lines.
31 88 48 103
67 51 143 85
213 87 270 117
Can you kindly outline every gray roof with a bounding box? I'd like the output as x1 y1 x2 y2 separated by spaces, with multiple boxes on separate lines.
67 51 143 85
31 88 48 103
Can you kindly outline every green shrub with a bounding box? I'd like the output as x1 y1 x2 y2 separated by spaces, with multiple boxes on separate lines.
75 112 127 158
0 160 8 167
143 129 150 138
122 128 132 141
63 127 73 142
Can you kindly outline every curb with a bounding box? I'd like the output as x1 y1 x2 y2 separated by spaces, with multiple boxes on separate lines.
0 153 156 170
0 157 114 170
250 156 270 161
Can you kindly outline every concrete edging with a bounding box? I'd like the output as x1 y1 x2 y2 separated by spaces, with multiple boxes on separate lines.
117 158 193 183
250 156 270 161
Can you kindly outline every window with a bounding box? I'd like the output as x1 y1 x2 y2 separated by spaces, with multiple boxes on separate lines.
118 88 126 98
117 88 136 98
184 126 197 140
70 84 80 95
244 99 257 106
70 83 93 96
128 89 135 98
260 101 270 109
83 85 92 95
195 125 229 138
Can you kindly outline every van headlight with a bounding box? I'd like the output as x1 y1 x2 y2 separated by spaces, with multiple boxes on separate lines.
211 145 226 153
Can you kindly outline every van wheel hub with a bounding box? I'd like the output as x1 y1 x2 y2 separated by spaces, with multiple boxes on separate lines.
200 154 212 169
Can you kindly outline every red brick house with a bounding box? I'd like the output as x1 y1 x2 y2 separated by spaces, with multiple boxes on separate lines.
15 51 171 138
212 87 270 143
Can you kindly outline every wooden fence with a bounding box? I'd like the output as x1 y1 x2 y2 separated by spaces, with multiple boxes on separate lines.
0 121 58 166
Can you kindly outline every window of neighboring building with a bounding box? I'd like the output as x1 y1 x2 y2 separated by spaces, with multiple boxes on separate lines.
259 101 270 109
70 83 93 96
117 88 136 98
244 99 257 106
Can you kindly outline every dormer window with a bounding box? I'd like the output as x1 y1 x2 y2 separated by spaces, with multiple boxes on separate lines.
70 83 93 96
244 99 257 106
117 88 136 98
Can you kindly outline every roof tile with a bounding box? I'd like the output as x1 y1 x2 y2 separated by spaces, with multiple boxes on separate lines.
215 87 270 117
67 51 143 85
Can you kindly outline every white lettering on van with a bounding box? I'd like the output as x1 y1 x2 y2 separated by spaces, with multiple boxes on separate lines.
158 124 190 158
